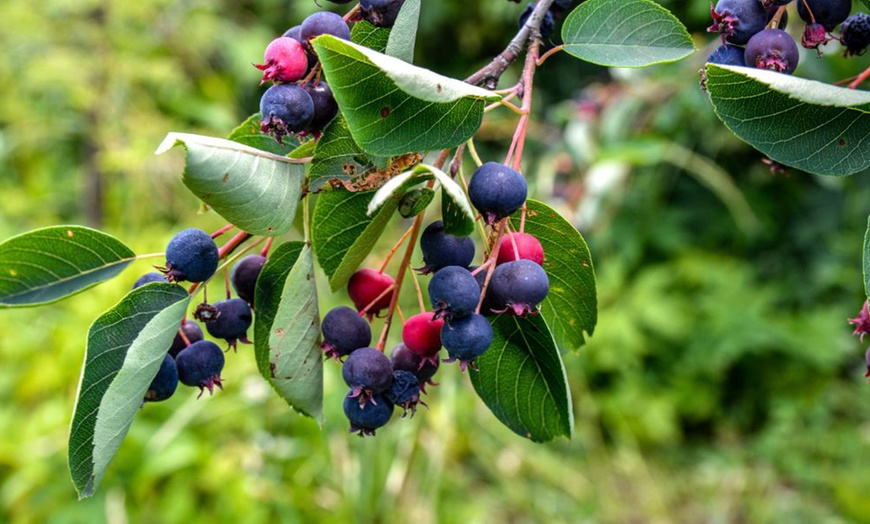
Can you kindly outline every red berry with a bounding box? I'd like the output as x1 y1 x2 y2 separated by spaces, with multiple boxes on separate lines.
496 232 544 266
254 37 308 83
402 312 444 358
348 269 395 320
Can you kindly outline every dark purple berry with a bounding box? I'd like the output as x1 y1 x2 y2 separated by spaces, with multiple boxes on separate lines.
253 37 308 83
706 44 747 67
144 354 178 403
282 25 318 73
343 392 393 436
360 0 406 28
384 370 422 416
175 340 225 397
300 11 351 49
205 298 253 350
708 0 768 45
418 220 475 274
797 0 852 31
302 81 339 132
745 28 799 74
260 83 315 144
133 272 166 288
342 347 393 406
168 321 204 358
163 228 219 283
840 13 870 56
490 259 549 316
428 266 480 320
762 0 793 7
468 162 528 226
390 343 439 386
441 313 494 372
865 346 870 378
321 306 371 360
230 254 267 306
519 2 555 38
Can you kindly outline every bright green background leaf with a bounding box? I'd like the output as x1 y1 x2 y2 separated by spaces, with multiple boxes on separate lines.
156 133 305 235
509 200 597 353
0 226 136 307
705 64 870 177
227 113 299 155
313 35 499 156
69 283 190 498
385 0 420 62
469 314 573 442
562 0 694 67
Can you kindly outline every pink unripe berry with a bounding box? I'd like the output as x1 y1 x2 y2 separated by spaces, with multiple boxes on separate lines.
254 37 308 83
496 232 544 266
348 268 395 320
402 312 444 358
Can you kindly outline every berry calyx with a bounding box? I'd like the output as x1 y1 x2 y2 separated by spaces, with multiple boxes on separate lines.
467 162 528 226
205 298 253 350
418 220 476 274
390 343 439 389
489 259 550 316
321 306 372 360
496 232 544 266
230 254 267 306
342 347 394 407
801 23 831 51
848 301 870 342
707 0 768 45
401 312 444 360
343 393 393 436
175 340 225 397
162 228 219 283
347 268 395 320
745 28 799 74
441 313 494 372
144 354 179 403
259 83 315 144
253 37 308 84
428 266 480 320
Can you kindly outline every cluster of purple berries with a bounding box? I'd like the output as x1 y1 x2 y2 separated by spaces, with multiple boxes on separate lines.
705 0 869 76
137 228 268 403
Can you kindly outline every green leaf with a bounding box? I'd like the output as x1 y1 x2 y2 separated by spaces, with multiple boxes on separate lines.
864 215 870 298
366 166 433 215
469 314 573 442
399 187 435 218
441 185 475 236
509 200 597 353
311 188 401 291
156 133 306 236
705 65 870 177
385 0 420 62
288 138 318 160
69 283 190 498
254 242 323 423
227 113 299 155
862 0 870 12
562 0 695 67
351 19 391 53
312 35 500 156
309 115 377 192
0 226 136 307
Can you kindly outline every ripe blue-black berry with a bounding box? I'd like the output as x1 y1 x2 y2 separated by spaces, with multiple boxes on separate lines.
343 393 393 436
175 340 225 397
302 81 339 132
708 0 768 45
496 232 544 266
230 254 267 306
441 313 494 372
401 312 444 360
390 343 439 389
205 298 253 350
745 29 799 74
428 266 480 320
797 0 852 31
260 83 315 144
300 11 351 48
385 370 422 416
490 259 550 316
467 162 528 226
342 347 394 406
419 220 475 273
144 354 178 403
321 306 371 360
168 321 204 358
163 228 219 283
133 272 166 288
347 268 395 320
254 37 308 83
840 13 870 56
706 44 747 66
519 2 555 38
360 0 406 28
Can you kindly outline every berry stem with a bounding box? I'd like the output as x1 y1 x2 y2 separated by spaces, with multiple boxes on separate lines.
768 6 787 28
505 37 542 171
302 190 311 243
137 252 166 260
409 267 426 314
379 225 416 273
505 222 521 261
475 219 507 314
358 283 396 317
800 0 817 24
520 203 527 233
210 224 235 239
847 65 870 89
536 44 564 66
466 138 484 168
260 237 274 258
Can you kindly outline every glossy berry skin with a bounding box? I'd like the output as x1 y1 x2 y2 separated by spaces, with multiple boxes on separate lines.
164 228 219 283
496 232 545 266
468 162 528 225
707 0 768 45
133 272 166 288
706 44 746 66
300 11 351 47
302 81 339 132
797 0 852 30
390 343 439 385
254 37 308 83
419 220 475 273
347 268 395 320
231 255 267 306
144 354 179 403
175 340 225 397
321 306 371 360
745 29 799 74
441 313 494 372
343 393 393 436
401 312 444 359
519 2 555 38
428 266 480 319
385 370 421 416
342 347 394 406
840 13 870 57
259 83 315 143
205 298 253 350
360 0 406 28
168 321 204 358
490 259 549 316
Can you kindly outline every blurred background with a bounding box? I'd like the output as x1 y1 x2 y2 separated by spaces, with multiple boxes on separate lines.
2 0 870 522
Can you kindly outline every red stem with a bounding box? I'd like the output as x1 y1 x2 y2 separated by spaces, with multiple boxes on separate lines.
848 65 870 89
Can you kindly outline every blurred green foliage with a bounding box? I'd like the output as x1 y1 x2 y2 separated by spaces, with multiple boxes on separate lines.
2 0 870 522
